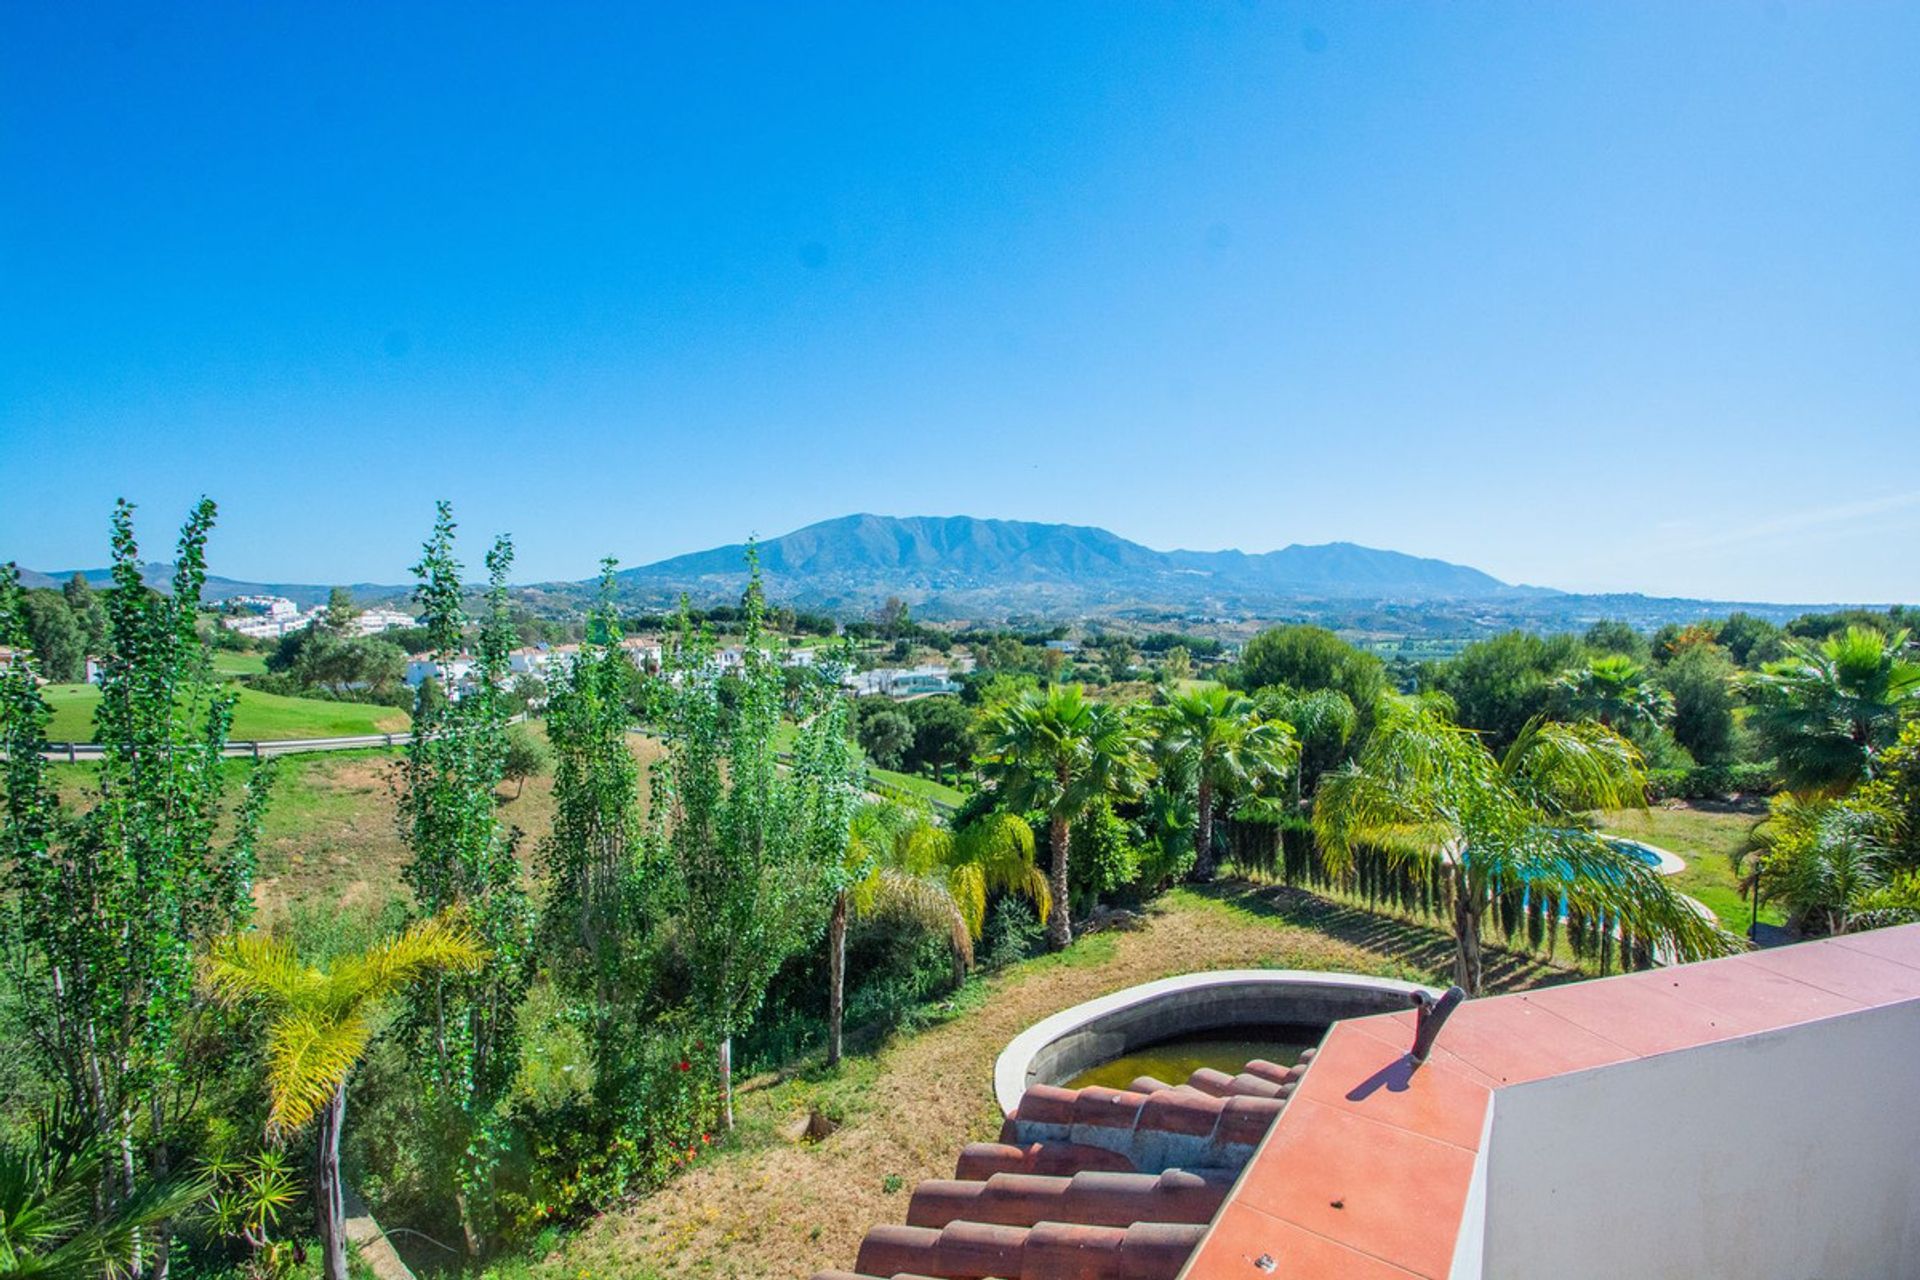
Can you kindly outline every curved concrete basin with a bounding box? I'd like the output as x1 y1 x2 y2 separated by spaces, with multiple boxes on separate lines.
994 969 1442 1116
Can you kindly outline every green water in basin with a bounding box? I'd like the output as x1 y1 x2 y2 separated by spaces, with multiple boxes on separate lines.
1064 1024 1324 1091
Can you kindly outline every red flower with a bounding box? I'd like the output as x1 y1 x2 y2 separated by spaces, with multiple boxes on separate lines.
677 1059 691 1072
701 1133 712 1144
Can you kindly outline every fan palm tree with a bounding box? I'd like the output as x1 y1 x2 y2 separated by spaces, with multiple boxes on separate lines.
1151 688 1299 880
976 686 1148 950
204 915 486 1280
0 1106 207 1280
824 804 1049 1064
1743 626 1920 793
1314 697 1738 994
1552 655 1672 736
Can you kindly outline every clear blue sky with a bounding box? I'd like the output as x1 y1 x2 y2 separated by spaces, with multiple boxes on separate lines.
3 2 1916 603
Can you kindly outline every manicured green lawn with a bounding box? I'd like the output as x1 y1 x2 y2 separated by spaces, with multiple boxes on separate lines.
773 721 967 809
212 650 269 678
1597 803 1784 932
868 765 965 809
42 683 409 742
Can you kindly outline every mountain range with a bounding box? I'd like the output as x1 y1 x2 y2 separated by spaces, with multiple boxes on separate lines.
612 514 1549 614
14 513 1866 631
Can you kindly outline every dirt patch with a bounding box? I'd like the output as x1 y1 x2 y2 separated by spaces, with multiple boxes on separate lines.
530 884 1574 1280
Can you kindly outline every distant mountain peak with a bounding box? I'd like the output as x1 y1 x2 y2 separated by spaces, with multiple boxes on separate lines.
611 513 1547 616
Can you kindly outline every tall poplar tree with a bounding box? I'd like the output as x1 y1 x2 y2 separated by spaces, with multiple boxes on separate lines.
1 501 272 1278
394 503 532 1258
652 552 851 1126
540 558 656 1098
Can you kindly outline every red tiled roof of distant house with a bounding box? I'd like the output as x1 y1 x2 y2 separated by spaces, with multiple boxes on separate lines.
815 924 1920 1280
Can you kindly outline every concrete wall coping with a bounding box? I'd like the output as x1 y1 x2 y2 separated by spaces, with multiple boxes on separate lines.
994 969 1441 1115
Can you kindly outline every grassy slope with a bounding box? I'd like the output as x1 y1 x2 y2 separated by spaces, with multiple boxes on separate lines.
500 884 1575 1280
1596 802 1783 932
772 720 966 809
49 727 666 926
42 682 409 742
212 651 270 677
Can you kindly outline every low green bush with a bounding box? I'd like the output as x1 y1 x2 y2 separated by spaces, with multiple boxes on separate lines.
1645 762 1779 801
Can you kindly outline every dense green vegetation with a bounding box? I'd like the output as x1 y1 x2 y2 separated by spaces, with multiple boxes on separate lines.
4 502 1916 1280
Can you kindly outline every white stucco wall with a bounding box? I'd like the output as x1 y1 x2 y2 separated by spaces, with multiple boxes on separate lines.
1467 1001 1920 1279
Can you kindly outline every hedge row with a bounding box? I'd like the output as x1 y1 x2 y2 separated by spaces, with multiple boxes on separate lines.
1644 763 1778 801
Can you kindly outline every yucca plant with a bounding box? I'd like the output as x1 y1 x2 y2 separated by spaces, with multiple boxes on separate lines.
204 915 486 1280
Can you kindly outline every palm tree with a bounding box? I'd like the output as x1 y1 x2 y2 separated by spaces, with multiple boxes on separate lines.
1749 796 1897 936
204 915 486 1280
1552 655 1672 736
1314 697 1737 994
976 686 1148 950
1152 688 1298 880
1743 626 1920 793
825 805 1049 1064
1258 686 1356 804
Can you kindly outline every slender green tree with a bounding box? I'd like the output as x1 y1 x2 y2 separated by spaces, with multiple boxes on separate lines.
393 504 531 1257
1150 687 1298 880
976 686 1148 949
539 560 657 1095
1 503 272 1279
654 551 849 1124
1314 697 1737 994
1743 626 1920 793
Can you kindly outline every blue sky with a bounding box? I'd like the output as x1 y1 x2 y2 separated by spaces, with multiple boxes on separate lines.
3 2 1916 603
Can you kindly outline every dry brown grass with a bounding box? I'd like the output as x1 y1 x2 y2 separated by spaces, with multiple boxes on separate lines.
42 729 668 929
525 884 1574 1280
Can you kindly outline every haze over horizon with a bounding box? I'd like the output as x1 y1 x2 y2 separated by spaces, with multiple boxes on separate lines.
5 4 1917 603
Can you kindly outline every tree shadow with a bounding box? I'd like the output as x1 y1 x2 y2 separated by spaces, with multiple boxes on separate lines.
1199 879 1581 993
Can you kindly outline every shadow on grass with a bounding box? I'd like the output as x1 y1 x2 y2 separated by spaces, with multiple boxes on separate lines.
1193 879 1583 993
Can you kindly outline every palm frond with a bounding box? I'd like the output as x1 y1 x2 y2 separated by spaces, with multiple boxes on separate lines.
262 1014 371 1134
868 868 974 971
1504 717 1647 813
202 933 317 1009
334 914 486 1003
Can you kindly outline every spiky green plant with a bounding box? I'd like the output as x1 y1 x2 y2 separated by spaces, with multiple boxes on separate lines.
1743 626 1920 793
1150 687 1298 880
1552 655 1673 735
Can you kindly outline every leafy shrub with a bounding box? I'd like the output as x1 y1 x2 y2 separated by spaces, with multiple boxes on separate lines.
981 896 1044 969
1068 798 1139 909
1645 762 1780 801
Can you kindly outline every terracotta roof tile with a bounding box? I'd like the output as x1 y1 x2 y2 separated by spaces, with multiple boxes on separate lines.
1073 1085 1151 1128
956 1141 1139 1179
1135 1089 1224 1138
